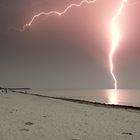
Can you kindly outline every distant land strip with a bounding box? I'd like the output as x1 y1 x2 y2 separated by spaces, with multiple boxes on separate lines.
0 87 31 90
0 87 31 94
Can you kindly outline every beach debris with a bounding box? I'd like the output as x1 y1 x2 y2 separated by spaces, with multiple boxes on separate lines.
19 128 30 132
10 109 18 114
25 122 34 126
121 132 133 135
42 115 47 118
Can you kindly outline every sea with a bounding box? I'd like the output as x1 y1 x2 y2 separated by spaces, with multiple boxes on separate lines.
31 89 140 107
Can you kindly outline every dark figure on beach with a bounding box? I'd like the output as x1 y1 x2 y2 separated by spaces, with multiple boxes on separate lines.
0 87 8 94
0 87 3 93
5 88 8 93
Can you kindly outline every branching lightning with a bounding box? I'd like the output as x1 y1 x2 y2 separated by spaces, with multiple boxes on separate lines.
109 0 127 90
9 0 97 32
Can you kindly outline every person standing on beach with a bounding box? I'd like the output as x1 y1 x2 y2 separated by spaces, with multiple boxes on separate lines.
0 87 8 93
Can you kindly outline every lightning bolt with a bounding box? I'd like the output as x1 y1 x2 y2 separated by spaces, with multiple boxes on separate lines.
9 0 97 32
109 0 127 90
9 0 130 90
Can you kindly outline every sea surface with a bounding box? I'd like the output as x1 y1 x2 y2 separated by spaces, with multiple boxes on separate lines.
31 89 140 107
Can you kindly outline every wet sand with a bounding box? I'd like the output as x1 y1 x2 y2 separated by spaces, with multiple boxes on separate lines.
0 91 140 140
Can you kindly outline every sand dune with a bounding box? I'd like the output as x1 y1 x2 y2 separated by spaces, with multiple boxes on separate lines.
0 91 140 140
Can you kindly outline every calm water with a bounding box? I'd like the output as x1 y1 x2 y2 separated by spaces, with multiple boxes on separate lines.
31 89 140 107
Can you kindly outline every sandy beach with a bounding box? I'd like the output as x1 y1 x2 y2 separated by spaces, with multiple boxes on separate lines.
0 91 140 140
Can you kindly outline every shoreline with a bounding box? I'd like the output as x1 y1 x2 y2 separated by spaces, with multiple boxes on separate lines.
11 90 140 111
